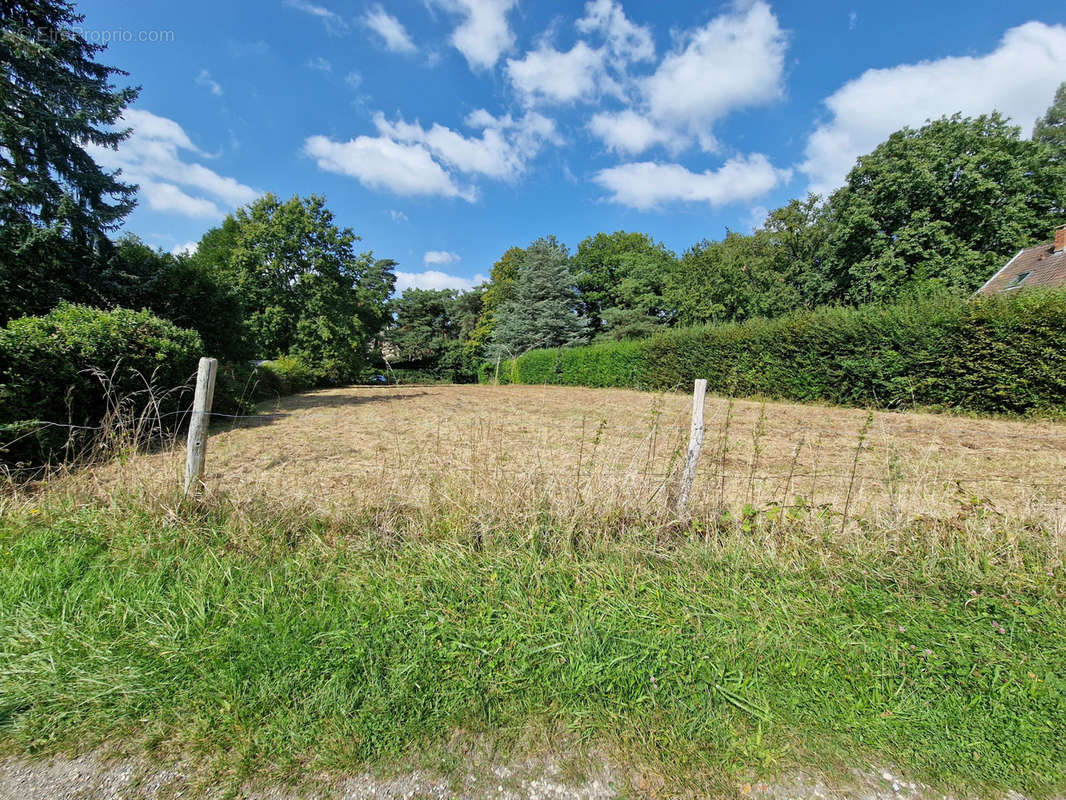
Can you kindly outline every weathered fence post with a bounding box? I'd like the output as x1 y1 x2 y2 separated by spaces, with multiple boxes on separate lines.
184 357 218 496
676 378 708 515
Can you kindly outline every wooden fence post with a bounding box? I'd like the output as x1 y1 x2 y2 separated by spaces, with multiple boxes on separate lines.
184 357 218 496
676 378 708 515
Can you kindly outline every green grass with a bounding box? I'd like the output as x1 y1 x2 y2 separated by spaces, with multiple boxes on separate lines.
0 500 1064 796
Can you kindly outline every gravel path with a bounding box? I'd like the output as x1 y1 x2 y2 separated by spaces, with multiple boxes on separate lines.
0 752 1049 800
0 751 617 800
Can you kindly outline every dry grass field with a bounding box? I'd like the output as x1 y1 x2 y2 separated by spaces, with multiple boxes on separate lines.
85 383 1066 539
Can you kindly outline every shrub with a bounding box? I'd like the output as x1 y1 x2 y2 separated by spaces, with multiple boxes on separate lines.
260 355 317 395
385 367 449 384
212 361 287 417
495 291 1066 415
0 304 203 465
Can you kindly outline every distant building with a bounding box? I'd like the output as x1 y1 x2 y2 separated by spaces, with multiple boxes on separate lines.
976 225 1066 295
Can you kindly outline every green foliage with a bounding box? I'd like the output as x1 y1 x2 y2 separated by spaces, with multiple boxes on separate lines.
571 231 677 338
354 257 399 345
466 246 524 355
753 195 834 305
490 236 588 358
385 367 452 384
387 288 461 364
662 197 832 327
385 287 483 383
102 235 250 363
822 113 1066 303
0 1 139 324
502 291 1066 416
2 503 1064 793
0 304 202 464
259 355 317 395
210 361 286 417
196 194 394 382
1033 81 1066 159
668 230 805 327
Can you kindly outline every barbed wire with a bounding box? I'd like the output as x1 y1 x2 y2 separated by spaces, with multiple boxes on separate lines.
211 461 1066 491
3 403 1065 492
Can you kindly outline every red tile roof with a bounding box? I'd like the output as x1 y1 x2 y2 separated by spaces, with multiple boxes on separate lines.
976 240 1066 295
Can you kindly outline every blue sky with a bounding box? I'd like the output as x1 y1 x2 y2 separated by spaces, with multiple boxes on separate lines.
79 0 1066 292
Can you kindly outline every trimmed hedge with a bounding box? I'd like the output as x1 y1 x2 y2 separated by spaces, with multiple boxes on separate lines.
490 292 1066 416
0 304 203 465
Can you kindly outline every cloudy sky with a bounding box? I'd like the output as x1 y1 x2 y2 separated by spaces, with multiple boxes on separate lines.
80 0 1066 291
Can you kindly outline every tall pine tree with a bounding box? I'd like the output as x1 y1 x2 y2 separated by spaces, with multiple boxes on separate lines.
490 236 588 359
0 0 139 322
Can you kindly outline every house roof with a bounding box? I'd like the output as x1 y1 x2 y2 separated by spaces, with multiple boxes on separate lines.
976 240 1066 295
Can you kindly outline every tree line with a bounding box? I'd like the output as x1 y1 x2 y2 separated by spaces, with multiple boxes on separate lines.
3 1 1066 395
388 98 1066 381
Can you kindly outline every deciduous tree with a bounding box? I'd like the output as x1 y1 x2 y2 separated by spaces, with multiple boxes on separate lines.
822 113 1066 302
102 235 249 362
197 194 393 381
1033 81 1066 160
666 231 805 326
571 231 676 339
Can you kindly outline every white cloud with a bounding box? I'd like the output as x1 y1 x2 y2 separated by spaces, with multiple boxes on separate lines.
576 0 654 65
306 56 332 71
506 0 652 107
364 4 416 53
395 270 486 292
641 0 786 152
345 71 362 89
282 0 349 35
117 110 202 153
593 154 791 210
506 41 607 105
139 183 221 218
387 209 408 222
588 109 679 155
580 1 787 156
170 241 199 256
801 20 1066 196
424 250 460 265
304 134 474 200
430 0 516 70
89 109 259 219
195 69 222 96
371 109 559 180
305 109 558 201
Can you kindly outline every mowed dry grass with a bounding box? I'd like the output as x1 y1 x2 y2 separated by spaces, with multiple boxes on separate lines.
91 384 1066 532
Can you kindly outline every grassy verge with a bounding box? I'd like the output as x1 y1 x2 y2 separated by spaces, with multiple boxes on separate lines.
1 498 1064 797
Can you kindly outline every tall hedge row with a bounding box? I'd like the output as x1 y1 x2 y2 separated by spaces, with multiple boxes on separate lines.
491 292 1066 415
0 304 204 466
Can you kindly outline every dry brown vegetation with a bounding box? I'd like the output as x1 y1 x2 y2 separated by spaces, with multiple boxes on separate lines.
61 384 1065 553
